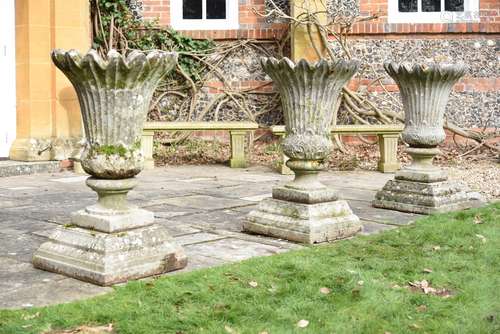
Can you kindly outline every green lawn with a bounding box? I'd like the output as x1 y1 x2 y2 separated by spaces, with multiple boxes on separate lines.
1 204 499 334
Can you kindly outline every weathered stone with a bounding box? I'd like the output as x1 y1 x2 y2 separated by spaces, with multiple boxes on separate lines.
172 209 247 232
1 233 46 263
71 178 154 233
373 179 481 214
245 57 361 243
158 194 251 211
0 277 112 310
184 237 286 262
272 185 338 204
0 160 60 177
51 49 176 179
350 199 421 225
0 165 416 308
373 62 484 214
33 224 187 286
32 49 187 285
246 198 361 244
360 221 397 235
173 232 225 246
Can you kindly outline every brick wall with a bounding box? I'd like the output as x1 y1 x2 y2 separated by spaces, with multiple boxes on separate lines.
141 0 499 128
142 0 287 39
142 0 499 36
353 0 499 34
344 0 499 127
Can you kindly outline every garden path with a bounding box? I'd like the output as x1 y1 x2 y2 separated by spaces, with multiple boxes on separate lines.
0 165 422 309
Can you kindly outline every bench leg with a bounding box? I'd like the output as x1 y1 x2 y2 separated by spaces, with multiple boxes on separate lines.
277 134 294 175
230 131 248 168
378 134 400 173
280 152 294 175
141 131 155 170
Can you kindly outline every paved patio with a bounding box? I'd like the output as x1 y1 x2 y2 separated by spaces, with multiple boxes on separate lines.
0 165 423 309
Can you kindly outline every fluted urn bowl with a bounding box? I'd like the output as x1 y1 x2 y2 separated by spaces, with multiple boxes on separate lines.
384 62 466 148
261 57 359 162
51 49 177 179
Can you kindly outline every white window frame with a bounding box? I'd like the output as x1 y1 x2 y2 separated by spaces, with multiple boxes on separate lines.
388 0 480 23
170 0 239 30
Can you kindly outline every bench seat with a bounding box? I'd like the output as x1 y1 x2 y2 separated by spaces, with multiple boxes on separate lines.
270 124 404 174
142 121 259 169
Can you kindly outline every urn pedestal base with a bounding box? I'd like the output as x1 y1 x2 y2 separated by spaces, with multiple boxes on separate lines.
32 224 187 286
71 207 155 233
244 187 361 244
373 177 483 215
33 177 187 285
373 147 484 214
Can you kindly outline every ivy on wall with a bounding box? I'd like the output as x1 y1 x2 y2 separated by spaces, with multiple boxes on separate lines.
89 0 214 79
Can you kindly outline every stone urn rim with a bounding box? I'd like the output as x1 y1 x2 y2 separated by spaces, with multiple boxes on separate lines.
51 48 178 179
261 56 360 74
383 61 468 79
51 48 178 72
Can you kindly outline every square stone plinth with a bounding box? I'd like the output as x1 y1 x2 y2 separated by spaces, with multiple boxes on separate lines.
373 179 483 215
272 186 338 204
32 224 187 286
395 168 448 183
71 206 154 233
244 198 361 244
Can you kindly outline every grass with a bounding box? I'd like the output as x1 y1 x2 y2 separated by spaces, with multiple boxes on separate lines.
1 204 499 334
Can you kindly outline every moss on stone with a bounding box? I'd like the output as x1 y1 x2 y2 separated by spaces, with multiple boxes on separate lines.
95 145 128 157
93 141 142 158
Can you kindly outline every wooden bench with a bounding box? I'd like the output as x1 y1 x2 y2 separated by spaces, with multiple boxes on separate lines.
271 124 404 174
142 121 259 169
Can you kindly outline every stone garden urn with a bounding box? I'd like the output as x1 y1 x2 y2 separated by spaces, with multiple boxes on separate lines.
373 62 482 214
33 49 187 285
244 57 362 243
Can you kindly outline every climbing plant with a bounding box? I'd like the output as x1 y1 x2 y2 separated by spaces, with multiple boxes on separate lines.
90 0 214 79
89 0 282 145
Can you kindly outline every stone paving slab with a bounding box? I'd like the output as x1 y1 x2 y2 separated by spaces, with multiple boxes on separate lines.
0 278 113 310
0 160 61 178
349 199 422 225
160 224 202 237
332 187 378 202
184 237 288 262
0 215 55 235
0 257 67 292
171 209 250 232
192 183 275 200
174 232 226 245
158 194 252 211
0 165 424 309
359 221 398 235
0 233 47 263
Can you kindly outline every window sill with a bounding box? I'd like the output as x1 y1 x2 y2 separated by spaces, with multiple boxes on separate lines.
171 21 240 31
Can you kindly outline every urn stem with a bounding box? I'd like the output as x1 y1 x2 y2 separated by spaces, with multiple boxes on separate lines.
285 159 326 190
406 147 441 172
86 177 137 212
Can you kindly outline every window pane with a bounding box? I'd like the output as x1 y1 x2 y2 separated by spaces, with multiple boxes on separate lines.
399 0 417 12
207 0 226 19
445 0 464 11
422 0 441 12
183 0 202 19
